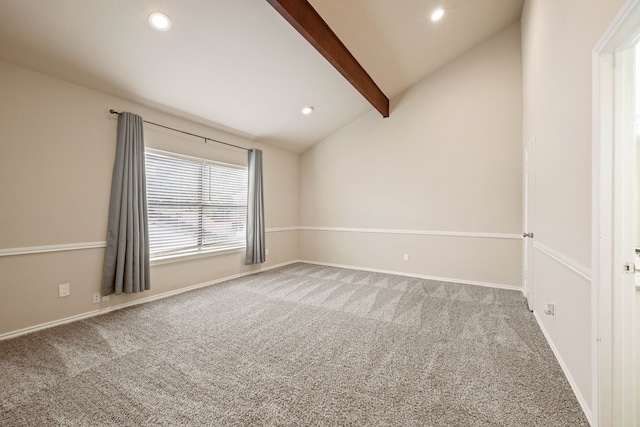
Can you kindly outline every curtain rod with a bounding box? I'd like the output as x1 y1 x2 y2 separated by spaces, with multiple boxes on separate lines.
109 110 249 152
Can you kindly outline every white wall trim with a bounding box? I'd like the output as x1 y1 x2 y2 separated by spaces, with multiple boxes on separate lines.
299 226 522 240
592 25 607 427
593 0 640 53
533 311 593 425
0 241 108 257
534 242 591 281
265 227 299 233
0 259 301 342
0 227 299 258
300 259 522 292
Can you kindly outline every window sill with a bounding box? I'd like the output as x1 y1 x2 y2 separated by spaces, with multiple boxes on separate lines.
150 246 246 267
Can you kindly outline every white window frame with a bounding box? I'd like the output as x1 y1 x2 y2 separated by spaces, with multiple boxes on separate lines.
145 148 247 263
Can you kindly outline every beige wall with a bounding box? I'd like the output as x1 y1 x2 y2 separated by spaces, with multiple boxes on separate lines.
1 4 627 419
0 60 299 337
521 0 626 418
299 23 523 288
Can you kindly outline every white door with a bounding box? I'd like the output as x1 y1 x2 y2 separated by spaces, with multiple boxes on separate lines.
611 44 639 426
630 43 640 426
523 136 535 311
594 4 640 424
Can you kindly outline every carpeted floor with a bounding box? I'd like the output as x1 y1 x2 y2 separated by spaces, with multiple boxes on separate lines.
0 263 587 426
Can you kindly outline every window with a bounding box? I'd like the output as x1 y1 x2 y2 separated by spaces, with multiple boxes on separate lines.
145 149 247 260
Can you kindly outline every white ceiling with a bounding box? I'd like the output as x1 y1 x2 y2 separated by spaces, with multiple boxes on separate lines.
0 0 523 153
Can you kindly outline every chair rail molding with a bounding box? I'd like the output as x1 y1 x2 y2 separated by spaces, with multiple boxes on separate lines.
0 227 299 257
299 226 522 240
0 242 108 257
533 241 591 282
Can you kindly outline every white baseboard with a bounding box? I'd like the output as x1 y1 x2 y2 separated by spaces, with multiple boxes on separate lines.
0 260 300 342
0 258 521 341
299 260 522 292
533 311 592 425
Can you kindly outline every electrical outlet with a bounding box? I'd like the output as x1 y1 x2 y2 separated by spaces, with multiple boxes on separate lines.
544 303 555 316
93 292 101 304
403 254 409 262
58 283 70 298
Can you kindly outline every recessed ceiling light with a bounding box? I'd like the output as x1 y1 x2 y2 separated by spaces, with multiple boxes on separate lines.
301 106 314 115
431 8 445 22
149 12 172 31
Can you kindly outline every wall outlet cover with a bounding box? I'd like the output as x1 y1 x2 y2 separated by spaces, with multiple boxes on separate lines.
58 283 70 298
544 303 555 316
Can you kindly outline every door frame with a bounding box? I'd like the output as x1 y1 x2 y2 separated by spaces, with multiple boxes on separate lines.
523 135 535 310
593 0 640 425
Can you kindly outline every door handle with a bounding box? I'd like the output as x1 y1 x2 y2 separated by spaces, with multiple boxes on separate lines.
523 232 534 238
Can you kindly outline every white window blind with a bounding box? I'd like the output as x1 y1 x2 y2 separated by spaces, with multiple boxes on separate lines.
145 149 247 259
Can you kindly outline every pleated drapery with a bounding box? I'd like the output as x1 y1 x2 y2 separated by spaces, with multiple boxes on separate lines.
245 149 265 265
102 112 150 295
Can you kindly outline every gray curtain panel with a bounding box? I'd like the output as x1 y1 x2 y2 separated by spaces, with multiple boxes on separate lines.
245 149 266 264
102 112 150 295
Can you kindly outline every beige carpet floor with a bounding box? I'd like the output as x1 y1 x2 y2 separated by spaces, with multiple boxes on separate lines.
0 263 587 426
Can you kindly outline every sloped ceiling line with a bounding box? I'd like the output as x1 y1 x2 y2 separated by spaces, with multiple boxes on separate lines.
266 0 390 117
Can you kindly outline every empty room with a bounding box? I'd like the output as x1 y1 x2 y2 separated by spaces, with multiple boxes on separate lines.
0 0 638 425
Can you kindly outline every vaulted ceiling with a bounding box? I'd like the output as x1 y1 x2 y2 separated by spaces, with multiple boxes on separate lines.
0 0 523 152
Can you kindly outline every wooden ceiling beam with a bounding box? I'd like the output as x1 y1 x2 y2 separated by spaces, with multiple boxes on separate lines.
266 0 389 118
